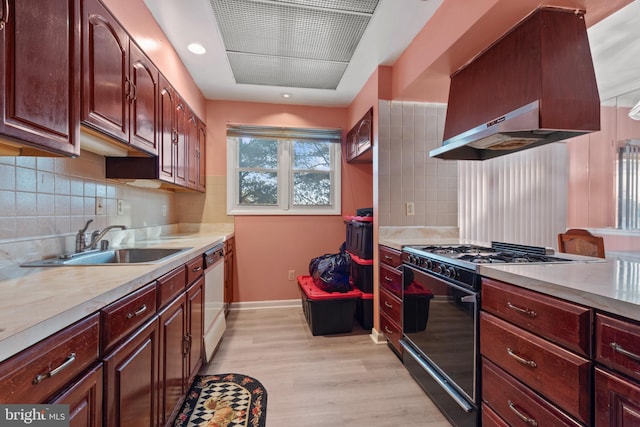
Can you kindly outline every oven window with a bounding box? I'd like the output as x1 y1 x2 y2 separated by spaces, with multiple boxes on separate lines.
403 266 478 401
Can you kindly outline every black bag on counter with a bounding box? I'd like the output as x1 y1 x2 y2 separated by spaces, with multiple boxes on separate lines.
309 243 352 293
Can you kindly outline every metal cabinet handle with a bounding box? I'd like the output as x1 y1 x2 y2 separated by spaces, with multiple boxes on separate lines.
130 81 137 102
384 326 394 335
610 342 640 363
124 77 132 100
507 302 537 318
0 0 8 31
384 301 393 309
192 266 202 272
126 304 147 319
508 400 538 426
383 255 393 260
507 348 537 368
183 333 191 355
33 353 76 384
384 276 393 282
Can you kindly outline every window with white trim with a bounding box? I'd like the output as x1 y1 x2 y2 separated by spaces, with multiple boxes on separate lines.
226 126 342 215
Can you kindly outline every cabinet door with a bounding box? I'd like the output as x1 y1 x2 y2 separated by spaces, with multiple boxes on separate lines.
0 0 80 156
82 0 129 142
129 41 158 155
595 367 640 427
174 98 189 187
197 119 207 192
187 278 204 386
158 74 175 183
50 364 103 427
103 317 159 427
186 112 199 189
158 294 186 427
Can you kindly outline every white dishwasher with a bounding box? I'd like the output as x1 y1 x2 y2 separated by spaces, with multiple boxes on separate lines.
203 243 226 362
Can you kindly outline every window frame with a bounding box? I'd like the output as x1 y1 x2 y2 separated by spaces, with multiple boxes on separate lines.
227 133 341 215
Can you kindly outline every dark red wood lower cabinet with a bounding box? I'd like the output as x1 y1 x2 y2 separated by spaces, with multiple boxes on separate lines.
103 317 159 427
595 367 640 426
50 364 103 427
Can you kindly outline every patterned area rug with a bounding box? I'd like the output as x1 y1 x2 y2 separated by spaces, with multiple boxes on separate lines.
174 374 267 427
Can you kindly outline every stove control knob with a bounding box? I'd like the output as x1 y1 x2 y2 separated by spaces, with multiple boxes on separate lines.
434 263 443 274
409 255 417 265
445 267 457 278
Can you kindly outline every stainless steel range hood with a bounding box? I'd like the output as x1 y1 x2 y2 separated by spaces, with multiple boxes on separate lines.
431 7 601 161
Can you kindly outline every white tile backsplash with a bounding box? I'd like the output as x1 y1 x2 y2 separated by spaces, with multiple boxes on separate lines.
378 100 456 227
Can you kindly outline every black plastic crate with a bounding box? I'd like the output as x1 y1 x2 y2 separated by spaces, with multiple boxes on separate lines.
344 216 373 259
355 292 373 330
298 276 359 336
349 252 373 293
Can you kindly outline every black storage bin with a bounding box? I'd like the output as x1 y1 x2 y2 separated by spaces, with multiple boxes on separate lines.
344 216 373 259
355 292 373 330
298 276 360 336
404 282 434 333
349 252 373 293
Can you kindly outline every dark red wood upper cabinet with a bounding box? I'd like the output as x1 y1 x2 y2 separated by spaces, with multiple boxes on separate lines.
81 0 129 142
0 0 80 156
186 112 199 190
174 98 189 188
197 119 207 192
158 74 176 183
129 42 158 155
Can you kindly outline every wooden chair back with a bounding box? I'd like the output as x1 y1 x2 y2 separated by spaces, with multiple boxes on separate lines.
557 229 605 258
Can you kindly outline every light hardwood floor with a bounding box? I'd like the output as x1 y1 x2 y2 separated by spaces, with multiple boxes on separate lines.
200 306 453 427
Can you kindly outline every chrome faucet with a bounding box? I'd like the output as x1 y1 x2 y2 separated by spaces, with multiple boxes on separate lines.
75 219 93 253
89 225 127 250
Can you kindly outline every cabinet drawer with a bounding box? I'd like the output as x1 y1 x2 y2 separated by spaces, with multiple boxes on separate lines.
101 282 157 354
379 263 402 298
594 366 640 426
0 313 100 403
186 256 204 286
596 313 640 383
379 287 401 324
480 312 591 424
380 312 402 354
481 403 509 427
482 358 582 427
157 265 186 308
379 245 401 268
482 278 592 357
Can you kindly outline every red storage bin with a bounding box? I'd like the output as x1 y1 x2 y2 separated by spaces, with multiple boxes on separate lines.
356 292 373 330
298 276 361 336
349 252 373 293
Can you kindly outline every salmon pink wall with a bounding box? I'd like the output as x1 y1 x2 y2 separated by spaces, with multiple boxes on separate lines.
206 100 374 303
102 0 206 118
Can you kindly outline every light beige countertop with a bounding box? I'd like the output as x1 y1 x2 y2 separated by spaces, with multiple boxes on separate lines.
480 255 640 322
0 224 233 362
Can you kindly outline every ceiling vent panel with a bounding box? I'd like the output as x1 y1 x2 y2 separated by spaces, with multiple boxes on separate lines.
209 0 378 89
228 52 347 89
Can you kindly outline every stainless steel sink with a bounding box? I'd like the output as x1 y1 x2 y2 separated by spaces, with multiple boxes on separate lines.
21 247 193 267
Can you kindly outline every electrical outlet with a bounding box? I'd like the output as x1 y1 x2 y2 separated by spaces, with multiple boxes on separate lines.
406 201 415 216
288 270 295 281
95 197 104 215
117 199 124 216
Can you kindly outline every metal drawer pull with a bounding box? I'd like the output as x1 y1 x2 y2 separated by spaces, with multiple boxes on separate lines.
127 304 147 319
384 276 393 282
33 353 76 385
507 302 537 318
507 348 537 368
192 266 202 272
384 301 394 309
508 400 538 426
610 342 640 363
384 255 393 260
384 326 394 335
0 0 8 30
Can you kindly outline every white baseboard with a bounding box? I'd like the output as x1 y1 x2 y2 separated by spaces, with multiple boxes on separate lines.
369 328 388 344
229 299 302 310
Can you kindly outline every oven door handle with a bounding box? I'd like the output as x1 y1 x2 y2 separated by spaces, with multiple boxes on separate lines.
460 295 476 303
400 340 474 413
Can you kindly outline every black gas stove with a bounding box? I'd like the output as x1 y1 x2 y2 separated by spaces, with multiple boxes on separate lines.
402 241 571 290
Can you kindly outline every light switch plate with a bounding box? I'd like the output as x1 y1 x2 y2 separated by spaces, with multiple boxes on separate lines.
95 197 104 215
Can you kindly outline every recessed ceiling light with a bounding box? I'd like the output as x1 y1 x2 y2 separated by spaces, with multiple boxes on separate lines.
187 43 206 55
281 93 292 99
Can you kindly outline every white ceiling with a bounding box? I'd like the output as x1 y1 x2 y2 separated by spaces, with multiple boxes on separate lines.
144 0 640 107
